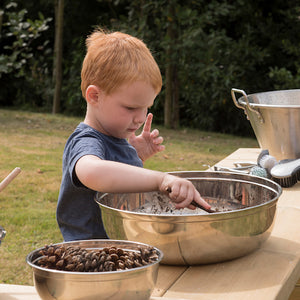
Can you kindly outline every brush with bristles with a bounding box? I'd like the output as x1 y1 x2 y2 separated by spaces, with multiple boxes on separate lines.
256 149 278 178
257 150 277 171
270 158 300 188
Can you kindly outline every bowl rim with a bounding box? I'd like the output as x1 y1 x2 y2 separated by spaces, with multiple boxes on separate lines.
96 172 282 220
238 89 300 108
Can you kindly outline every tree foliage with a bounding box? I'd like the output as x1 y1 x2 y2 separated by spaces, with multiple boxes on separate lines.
0 2 52 108
1 0 300 135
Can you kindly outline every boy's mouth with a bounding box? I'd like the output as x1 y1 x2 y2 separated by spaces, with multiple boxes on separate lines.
127 127 138 132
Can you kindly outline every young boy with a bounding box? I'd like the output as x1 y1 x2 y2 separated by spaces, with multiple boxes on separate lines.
56 28 211 242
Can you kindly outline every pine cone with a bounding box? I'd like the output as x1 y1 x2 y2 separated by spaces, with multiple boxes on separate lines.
35 244 159 272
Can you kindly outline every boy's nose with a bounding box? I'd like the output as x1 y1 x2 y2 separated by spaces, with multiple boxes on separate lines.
134 109 147 124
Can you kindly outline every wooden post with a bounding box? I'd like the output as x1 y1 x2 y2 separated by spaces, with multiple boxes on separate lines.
52 0 64 114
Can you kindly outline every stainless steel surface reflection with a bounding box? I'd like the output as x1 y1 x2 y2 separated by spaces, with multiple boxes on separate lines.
26 240 162 300
96 171 282 265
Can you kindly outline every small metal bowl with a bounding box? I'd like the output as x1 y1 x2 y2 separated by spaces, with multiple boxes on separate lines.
96 171 282 265
26 239 163 300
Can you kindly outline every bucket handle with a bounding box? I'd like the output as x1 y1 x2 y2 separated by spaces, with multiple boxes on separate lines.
231 88 264 123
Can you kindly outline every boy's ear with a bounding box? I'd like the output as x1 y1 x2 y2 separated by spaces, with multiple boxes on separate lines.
86 85 101 104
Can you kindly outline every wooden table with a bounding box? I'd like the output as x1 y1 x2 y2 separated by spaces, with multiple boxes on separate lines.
151 148 300 300
1 148 299 300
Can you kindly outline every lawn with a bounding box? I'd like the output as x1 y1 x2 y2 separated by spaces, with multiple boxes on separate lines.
0 109 258 285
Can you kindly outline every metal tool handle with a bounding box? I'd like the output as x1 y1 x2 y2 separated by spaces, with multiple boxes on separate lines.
0 226 6 240
231 88 264 123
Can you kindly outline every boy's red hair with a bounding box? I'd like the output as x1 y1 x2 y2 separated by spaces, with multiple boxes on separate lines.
81 29 162 99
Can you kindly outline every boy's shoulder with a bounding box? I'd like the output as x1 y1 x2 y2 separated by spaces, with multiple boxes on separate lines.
69 122 127 145
74 122 95 135
67 122 103 143
63 123 106 159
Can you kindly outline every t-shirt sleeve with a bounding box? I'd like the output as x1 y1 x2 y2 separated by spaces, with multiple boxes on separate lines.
66 135 105 188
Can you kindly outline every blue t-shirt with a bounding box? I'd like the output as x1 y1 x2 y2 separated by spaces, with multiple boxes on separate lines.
56 122 143 241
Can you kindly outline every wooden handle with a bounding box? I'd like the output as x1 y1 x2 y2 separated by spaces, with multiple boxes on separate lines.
0 167 21 192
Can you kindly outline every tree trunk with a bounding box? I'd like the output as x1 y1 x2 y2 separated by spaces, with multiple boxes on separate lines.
52 0 64 114
0 9 3 33
172 65 179 129
164 41 173 127
164 2 179 128
164 3 173 127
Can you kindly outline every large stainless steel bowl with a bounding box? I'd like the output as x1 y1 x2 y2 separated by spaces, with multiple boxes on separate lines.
96 171 282 265
26 239 163 300
231 88 300 160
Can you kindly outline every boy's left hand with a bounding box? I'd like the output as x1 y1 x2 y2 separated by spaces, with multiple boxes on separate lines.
129 113 165 162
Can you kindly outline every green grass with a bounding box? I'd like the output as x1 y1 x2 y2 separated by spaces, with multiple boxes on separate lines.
0 109 258 285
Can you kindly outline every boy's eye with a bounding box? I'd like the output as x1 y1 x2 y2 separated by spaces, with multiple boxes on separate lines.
124 106 149 113
125 107 136 111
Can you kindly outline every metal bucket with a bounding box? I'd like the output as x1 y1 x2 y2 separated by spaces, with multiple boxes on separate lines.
231 88 300 160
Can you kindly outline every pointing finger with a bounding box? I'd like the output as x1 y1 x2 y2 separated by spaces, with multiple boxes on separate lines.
142 113 153 133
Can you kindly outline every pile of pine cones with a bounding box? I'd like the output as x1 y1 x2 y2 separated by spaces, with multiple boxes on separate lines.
34 244 159 272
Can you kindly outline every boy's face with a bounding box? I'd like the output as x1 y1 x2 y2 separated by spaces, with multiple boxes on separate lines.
91 81 157 139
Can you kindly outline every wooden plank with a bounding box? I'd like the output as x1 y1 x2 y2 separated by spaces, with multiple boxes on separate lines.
162 247 299 300
214 148 261 168
0 284 39 300
289 286 300 300
278 185 300 210
263 207 300 251
288 277 300 300
260 206 300 300
151 265 188 297
152 298 186 300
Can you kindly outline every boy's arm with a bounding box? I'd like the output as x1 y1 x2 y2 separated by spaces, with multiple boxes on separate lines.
75 155 211 210
128 113 165 162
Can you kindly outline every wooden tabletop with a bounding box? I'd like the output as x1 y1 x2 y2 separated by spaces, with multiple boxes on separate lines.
1 148 299 300
150 148 300 300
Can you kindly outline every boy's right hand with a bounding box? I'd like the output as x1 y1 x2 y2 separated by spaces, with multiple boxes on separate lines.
128 113 165 162
160 174 211 210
